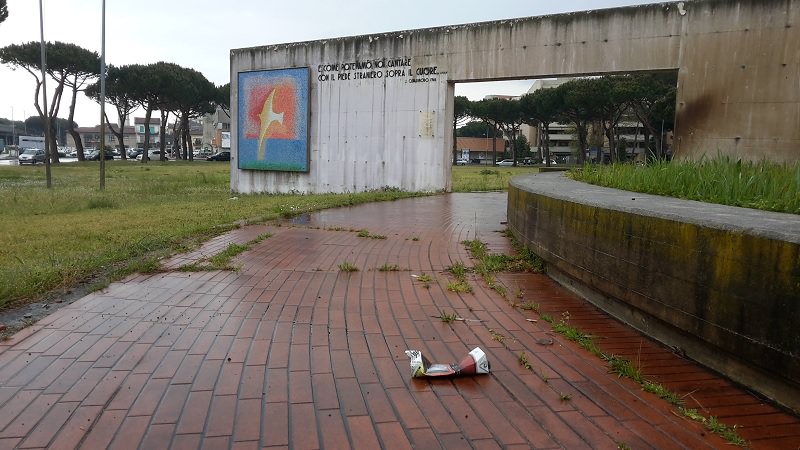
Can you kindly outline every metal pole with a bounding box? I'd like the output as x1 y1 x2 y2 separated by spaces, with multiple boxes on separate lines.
99 0 106 189
39 0 51 188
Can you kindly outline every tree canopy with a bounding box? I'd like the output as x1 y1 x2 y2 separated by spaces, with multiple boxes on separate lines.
0 41 99 161
0 0 8 25
457 121 502 138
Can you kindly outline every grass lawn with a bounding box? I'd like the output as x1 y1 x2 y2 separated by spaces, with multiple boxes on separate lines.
451 165 545 192
0 161 424 308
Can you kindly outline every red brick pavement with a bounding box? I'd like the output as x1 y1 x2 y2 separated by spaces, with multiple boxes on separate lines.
1 192 798 449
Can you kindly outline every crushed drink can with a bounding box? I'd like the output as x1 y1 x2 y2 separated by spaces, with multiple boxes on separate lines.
405 347 490 378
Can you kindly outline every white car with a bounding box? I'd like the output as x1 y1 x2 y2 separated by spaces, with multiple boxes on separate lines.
455 159 468 166
495 159 514 166
136 150 169 161
18 148 46 165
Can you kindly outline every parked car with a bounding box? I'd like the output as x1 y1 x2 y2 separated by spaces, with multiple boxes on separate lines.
86 150 114 161
18 148 46 165
495 159 514 166
136 150 168 161
128 149 143 159
207 151 231 161
455 158 468 166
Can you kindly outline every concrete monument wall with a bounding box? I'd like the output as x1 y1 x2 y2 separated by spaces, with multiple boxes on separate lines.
507 172 800 413
230 0 799 194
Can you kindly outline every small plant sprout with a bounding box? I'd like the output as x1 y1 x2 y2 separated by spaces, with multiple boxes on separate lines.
447 280 473 293
338 261 359 272
356 229 387 239
439 310 458 323
448 261 468 278
377 263 400 272
416 273 433 283
518 352 532 370
414 273 433 289
519 302 540 312
411 236 420 241
489 329 506 344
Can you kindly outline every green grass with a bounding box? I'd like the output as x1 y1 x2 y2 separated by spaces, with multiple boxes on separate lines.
447 261 468 278
414 273 433 289
446 280 473 293
179 233 272 272
356 229 387 239
438 310 458 323
518 351 532 370
377 263 400 272
337 261 359 272
0 162 422 308
445 261 473 293
451 165 543 192
545 314 747 447
569 158 800 214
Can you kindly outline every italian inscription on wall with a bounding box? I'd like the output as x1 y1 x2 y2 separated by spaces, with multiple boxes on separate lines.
316 57 445 84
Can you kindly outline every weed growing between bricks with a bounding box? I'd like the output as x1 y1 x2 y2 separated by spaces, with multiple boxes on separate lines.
413 273 433 289
178 233 272 272
462 236 545 298
356 229 387 239
446 262 473 293
541 311 747 447
338 261 359 272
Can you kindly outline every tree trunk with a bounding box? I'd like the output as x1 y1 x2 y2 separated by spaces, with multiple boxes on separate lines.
181 113 190 160
576 121 588 165
142 107 153 163
103 110 125 160
491 126 497 166
171 120 181 158
46 75 66 163
159 110 169 160
543 123 551 166
114 105 130 161
604 126 615 164
67 84 84 161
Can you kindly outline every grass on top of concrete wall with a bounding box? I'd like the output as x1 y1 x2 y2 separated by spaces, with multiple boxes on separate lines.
0 161 422 309
569 158 800 215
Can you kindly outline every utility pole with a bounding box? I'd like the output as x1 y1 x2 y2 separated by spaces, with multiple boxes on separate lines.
38 0 51 188
99 0 107 189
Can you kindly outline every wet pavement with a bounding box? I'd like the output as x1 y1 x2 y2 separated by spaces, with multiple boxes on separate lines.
0 192 798 449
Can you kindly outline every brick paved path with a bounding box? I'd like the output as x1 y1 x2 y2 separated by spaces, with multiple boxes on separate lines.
1 193 798 449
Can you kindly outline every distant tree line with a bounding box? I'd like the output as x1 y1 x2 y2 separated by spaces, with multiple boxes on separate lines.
0 41 228 162
454 73 677 166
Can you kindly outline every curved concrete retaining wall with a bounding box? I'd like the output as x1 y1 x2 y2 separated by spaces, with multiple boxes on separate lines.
508 173 800 413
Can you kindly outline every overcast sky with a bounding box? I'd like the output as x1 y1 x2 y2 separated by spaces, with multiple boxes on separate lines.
0 0 659 130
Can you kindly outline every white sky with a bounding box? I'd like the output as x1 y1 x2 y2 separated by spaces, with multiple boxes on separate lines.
0 0 658 128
